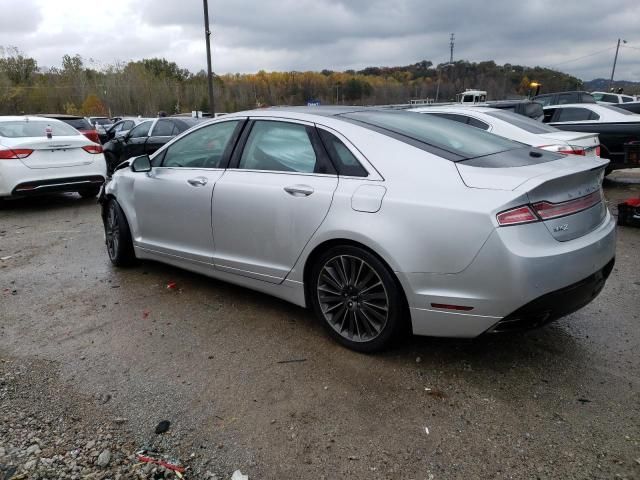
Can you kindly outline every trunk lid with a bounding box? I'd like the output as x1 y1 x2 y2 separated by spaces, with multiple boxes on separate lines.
6 136 96 169
457 154 609 241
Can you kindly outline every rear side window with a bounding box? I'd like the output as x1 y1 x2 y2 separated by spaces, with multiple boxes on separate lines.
622 96 634 103
239 121 318 173
318 129 367 177
600 94 619 103
340 110 520 160
555 108 598 122
0 121 80 138
467 117 490 130
152 119 177 136
581 93 596 103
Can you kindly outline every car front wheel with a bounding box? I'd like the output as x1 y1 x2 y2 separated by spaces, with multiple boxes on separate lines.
104 199 136 267
310 245 405 352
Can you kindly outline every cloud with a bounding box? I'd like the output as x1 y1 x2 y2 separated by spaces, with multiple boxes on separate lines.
0 0 638 81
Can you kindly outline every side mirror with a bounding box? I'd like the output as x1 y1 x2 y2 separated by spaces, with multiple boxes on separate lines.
131 155 151 173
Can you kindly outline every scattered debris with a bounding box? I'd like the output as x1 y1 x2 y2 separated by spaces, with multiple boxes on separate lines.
96 449 111 467
136 450 186 474
416 356 422 363
110 285 120 288
142 310 150 319
577 398 591 404
276 358 307 364
231 470 249 480
166 281 178 290
99 393 112 404
155 420 171 434
0 255 12 260
425 426 430 435
425 388 448 400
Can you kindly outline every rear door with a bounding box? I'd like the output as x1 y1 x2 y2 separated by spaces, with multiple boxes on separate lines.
212 118 338 283
145 119 178 155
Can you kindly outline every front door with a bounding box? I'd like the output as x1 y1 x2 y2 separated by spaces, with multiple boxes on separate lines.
212 119 338 283
132 119 243 265
122 120 153 161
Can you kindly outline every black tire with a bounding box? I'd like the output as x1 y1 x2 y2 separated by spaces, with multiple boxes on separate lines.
309 245 405 353
105 152 117 176
78 186 101 198
103 198 136 267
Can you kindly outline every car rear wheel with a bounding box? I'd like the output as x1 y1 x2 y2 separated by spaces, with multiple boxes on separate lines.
104 199 136 267
310 245 405 352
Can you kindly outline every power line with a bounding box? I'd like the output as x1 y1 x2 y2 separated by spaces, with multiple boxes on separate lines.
621 44 640 51
546 46 616 68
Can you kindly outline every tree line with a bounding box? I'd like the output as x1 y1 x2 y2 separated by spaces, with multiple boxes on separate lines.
0 46 587 116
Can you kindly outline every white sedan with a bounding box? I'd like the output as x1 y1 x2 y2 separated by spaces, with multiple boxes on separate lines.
409 105 600 156
0 116 106 198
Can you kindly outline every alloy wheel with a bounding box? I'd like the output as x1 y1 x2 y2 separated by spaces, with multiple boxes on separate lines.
105 203 120 259
316 254 389 342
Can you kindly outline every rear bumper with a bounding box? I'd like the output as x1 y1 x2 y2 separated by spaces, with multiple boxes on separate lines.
487 257 614 332
401 210 617 337
11 175 105 196
0 159 106 197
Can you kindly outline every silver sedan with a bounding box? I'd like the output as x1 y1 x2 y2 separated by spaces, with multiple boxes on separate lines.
100 107 616 352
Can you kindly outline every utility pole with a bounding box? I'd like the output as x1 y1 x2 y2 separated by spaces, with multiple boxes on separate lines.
608 38 626 91
449 33 455 65
203 0 215 115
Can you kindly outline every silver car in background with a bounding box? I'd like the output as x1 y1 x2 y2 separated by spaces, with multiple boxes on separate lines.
101 107 616 352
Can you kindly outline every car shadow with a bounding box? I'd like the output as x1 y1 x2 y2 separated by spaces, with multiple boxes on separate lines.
0 193 98 212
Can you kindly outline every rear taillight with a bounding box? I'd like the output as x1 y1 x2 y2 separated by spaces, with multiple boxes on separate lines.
0 148 34 159
82 144 103 154
497 190 602 226
532 190 602 220
538 144 586 156
496 205 538 226
595 145 601 156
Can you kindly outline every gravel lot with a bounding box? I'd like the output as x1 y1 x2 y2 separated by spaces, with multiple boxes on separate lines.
1 171 639 479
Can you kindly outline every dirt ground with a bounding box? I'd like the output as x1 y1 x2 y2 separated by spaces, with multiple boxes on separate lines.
0 170 639 479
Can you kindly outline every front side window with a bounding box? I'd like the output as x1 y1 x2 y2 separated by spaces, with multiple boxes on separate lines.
152 119 177 137
162 120 240 169
129 121 152 138
239 121 318 173
622 96 634 103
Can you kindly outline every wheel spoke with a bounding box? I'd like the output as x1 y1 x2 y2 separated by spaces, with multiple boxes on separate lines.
317 254 390 344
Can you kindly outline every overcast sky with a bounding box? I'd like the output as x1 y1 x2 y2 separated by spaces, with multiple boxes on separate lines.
1 0 639 81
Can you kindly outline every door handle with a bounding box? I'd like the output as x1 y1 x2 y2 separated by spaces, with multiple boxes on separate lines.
284 185 314 196
187 177 208 187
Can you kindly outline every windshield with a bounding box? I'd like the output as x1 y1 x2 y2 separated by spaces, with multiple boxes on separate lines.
0 120 81 138
339 110 522 160
485 110 559 134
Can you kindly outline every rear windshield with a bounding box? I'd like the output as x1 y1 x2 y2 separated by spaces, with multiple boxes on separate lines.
0 120 81 138
59 118 93 130
93 118 112 125
601 105 635 115
485 110 559 134
339 110 522 160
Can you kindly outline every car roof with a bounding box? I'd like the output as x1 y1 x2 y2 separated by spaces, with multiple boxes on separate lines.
37 114 85 119
409 105 502 114
0 115 67 123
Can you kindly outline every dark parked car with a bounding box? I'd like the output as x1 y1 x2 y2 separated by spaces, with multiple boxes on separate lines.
38 114 100 144
103 117 202 174
483 100 544 120
102 117 150 144
532 91 596 107
542 103 640 172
